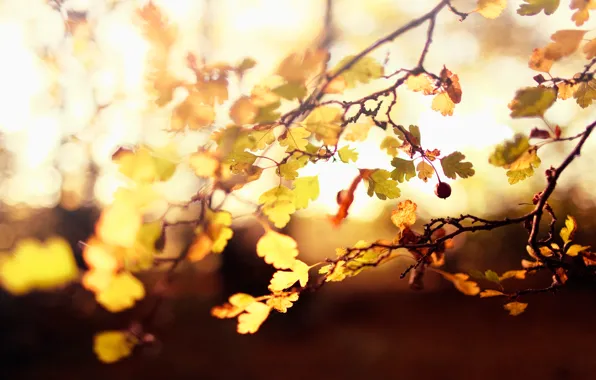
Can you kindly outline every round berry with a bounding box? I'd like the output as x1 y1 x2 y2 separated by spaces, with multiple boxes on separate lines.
435 182 451 199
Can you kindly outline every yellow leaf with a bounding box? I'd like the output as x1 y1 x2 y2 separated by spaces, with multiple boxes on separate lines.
574 79 596 108
431 92 455 116
293 176 320 210
277 49 329 84
113 185 161 211
434 269 480 296
331 55 384 88
256 230 298 269
566 244 590 257
391 200 417 231
406 73 436 95
211 293 256 319
258 186 296 229
560 215 577 244
189 151 220 178
557 82 578 100
324 75 347 94
301 106 342 146
268 260 309 291
229 96 257 125
0 237 78 295
499 270 527 280
93 331 136 364
237 301 271 334
343 122 372 142
338 145 358 163
187 233 213 262
96 201 143 248
267 292 299 313
528 48 553 73
504 301 528 316
95 272 145 313
207 211 234 253
279 127 311 152
480 289 505 298
416 161 434 182
584 39 596 59
477 0 507 19
544 30 587 60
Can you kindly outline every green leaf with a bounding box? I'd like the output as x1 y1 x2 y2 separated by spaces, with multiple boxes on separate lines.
560 215 577 244
272 83 307 101
365 169 400 200
440 151 475 179
488 134 530 168
380 136 401 156
390 157 416 183
574 79 596 108
332 55 384 88
258 186 296 228
278 153 309 180
293 176 320 209
484 270 501 284
254 101 281 124
508 87 556 118
416 161 434 182
279 127 311 152
301 106 342 146
394 125 421 146
338 146 358 163
517 0 559 16
469 269 485 280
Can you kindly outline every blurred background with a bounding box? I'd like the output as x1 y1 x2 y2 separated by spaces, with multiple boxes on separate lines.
1 0 596 379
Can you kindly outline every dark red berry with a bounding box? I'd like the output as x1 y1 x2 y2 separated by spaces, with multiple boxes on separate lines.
435 182 451 199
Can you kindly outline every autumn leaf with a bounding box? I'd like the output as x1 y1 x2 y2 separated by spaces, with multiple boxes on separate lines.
440 67 462 104
406 73 436 94
566 244 590 256
560 215 577 244
484 270 501 283
0 237 78 295
557 82 578 100
332 55 384 88
189 151 220 178
380 136 401 156
544 30 587 60
229 96 258 125
301 106 342 145
187 233 213 262
279 153 309 180
528 48 553 72
94 331 136 364
293 176 320 210
343 122 372 142
574 79 596 108
440 151 475 179
267 292 299 313
257 230 299 269
432 92 455 116
268 260 310 291
570 0 596 26
505 147 541 185
237 302 271 334
272 82 307 101
277 49 329 84
364 169 400 200
390 157 416 183
480 289 505 298
416 161 434 182
96 201 143 248
95 272 145 313
477 0 507 19
584 39 596 59
338 145 358 163
504 301 528 316
279 127 311 152
499 270 527 280
258 186 296 228
508 87 556 118
433 269 480 296
517 0 559 15
391 200 417 231
489 134 530 167
211 293 256 319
